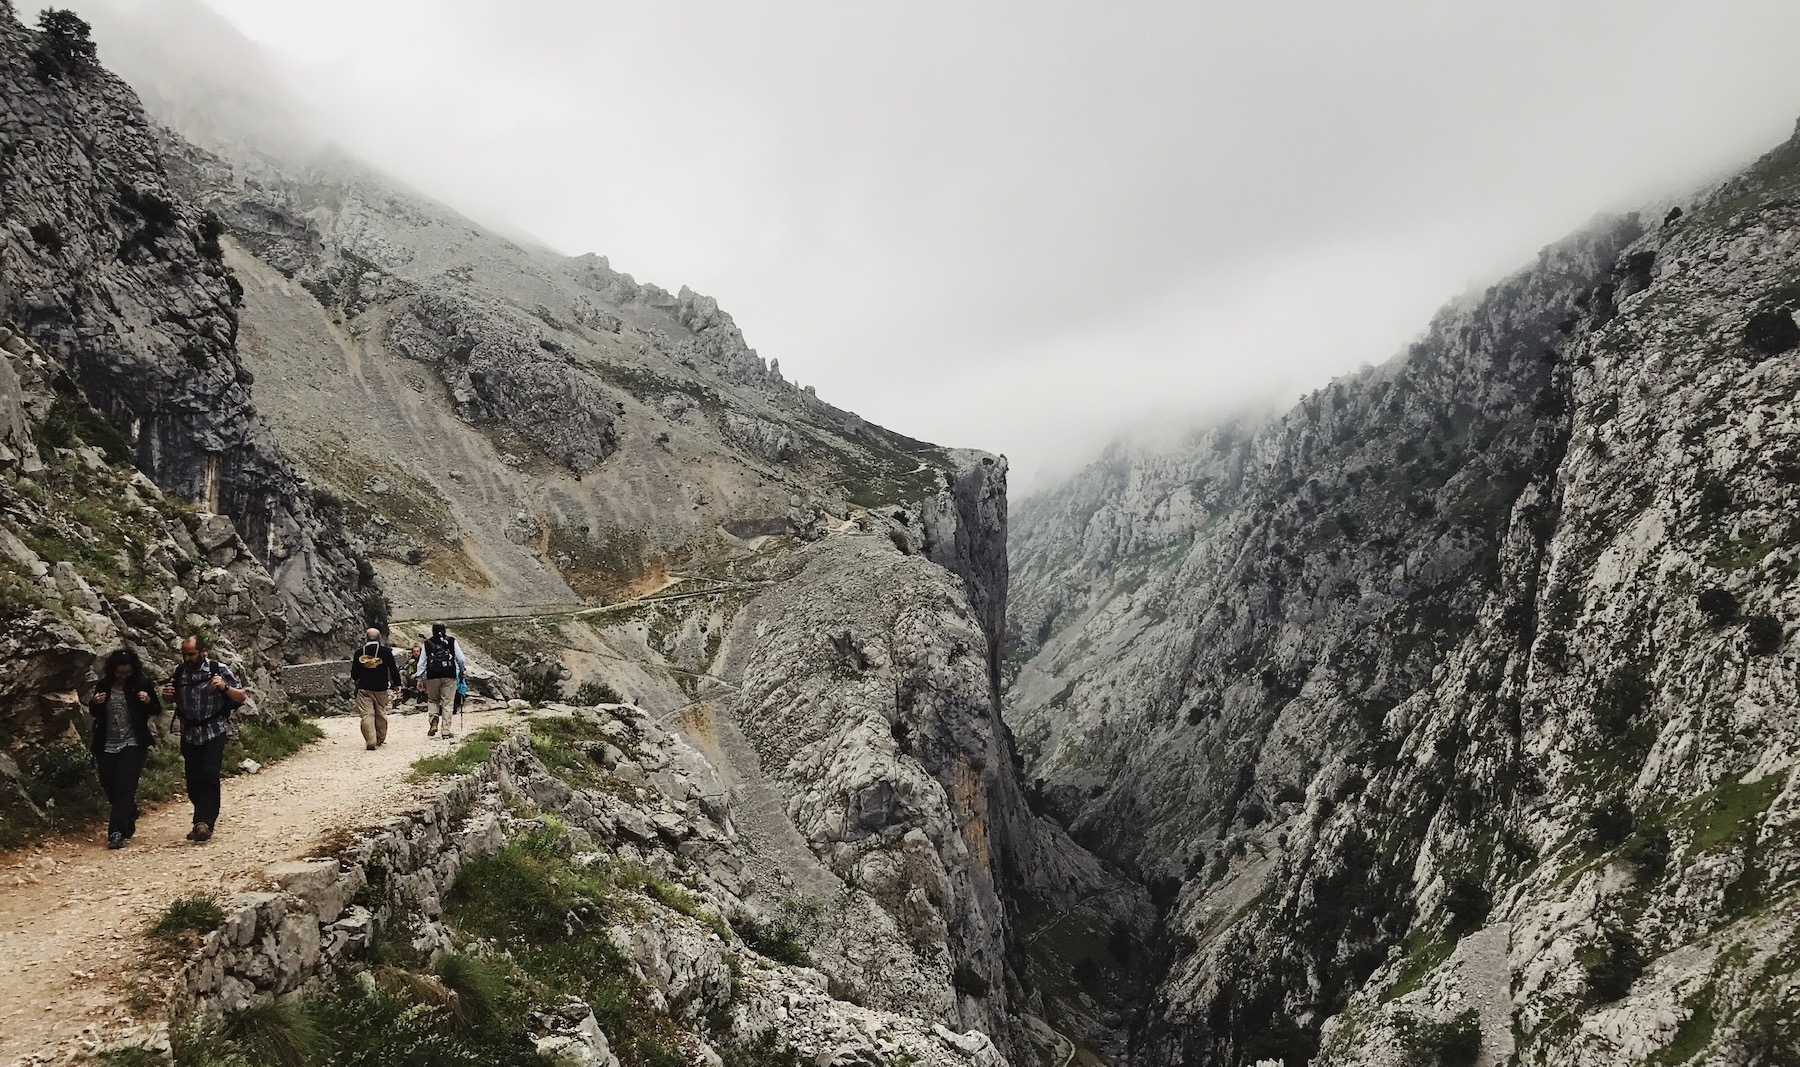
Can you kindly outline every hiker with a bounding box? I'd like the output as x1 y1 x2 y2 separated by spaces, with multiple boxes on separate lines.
158 635 246 843
415 623 466 737
87 648 161 850
398 642 424 709
349 627 403 750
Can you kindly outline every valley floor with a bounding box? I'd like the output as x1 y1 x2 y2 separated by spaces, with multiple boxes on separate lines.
0 708 507 1065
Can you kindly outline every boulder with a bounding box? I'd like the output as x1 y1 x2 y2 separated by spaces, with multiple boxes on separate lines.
0 611 96 745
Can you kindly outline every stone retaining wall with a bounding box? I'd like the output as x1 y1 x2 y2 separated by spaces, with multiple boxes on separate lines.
280 661 350 700
167 733 523 1022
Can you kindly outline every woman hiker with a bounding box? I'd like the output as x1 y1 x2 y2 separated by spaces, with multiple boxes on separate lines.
87 647 161 850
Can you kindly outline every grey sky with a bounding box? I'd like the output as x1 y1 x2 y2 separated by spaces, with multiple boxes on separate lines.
45 0 1800 491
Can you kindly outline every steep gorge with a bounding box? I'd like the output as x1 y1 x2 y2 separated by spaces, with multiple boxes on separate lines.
11 3 1800 1064
1009 126 1800 1064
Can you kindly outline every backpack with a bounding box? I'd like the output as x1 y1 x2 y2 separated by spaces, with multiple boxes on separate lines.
424 635 458 679
179 660 245 722
356 642 385 671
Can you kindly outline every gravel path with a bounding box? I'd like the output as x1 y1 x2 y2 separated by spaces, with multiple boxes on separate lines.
0 707 506 1065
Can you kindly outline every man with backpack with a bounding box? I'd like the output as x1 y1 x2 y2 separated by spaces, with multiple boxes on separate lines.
158 635 245 843
415 623 466 738
349 627 403 750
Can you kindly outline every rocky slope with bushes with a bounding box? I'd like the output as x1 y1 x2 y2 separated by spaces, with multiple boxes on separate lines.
0 6 374 654
1007 125 1800 1064
130 709 1029 1067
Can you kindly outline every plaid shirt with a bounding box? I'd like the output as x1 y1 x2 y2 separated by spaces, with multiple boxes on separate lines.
171 659 241 746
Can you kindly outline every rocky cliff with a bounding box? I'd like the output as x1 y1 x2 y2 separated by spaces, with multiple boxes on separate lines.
0 7 373 654
1008 125 1800 1064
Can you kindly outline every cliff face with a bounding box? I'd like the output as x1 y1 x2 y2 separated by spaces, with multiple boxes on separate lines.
0 8 371 654
1008 125 1800 1065
705 460 1150 1061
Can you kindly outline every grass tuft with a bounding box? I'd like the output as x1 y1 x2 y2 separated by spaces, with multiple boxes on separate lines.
218 999 316 1067
408 725 505 781
149 893 226 946
433 952 505 1031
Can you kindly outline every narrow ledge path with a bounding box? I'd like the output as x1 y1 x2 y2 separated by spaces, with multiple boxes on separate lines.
0 708 507 1066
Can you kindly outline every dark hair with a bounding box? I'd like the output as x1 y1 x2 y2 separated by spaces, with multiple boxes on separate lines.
431 623 447 637
104 647 145 677
182 633 208 651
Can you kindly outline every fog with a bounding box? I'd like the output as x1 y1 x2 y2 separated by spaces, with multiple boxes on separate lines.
39 0 1800 491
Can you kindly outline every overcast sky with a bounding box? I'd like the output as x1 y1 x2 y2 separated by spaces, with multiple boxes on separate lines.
41 1 1800 492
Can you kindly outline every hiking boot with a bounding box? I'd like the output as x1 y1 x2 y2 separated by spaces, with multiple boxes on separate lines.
107 832 125 850
192 823 213 843
427 726 437 737
185 824 203 842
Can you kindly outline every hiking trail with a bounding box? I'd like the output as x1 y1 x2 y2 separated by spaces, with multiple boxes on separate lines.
0 707 506 1065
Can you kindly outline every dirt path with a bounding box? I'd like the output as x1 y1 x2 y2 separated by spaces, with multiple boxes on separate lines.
0 707 508 1065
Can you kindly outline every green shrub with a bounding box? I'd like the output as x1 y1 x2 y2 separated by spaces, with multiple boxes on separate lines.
299 978 515 1066
1696 587 1738 624
1400 1008 1481 1067
34 397 131 464
1592 661 1652 737
218 999 316 1067
228 713 324 771
1622 825 1672 878
526 717 617 791
951 962 990 998
28 221 62 252
445 837 608 945
721 1029 807 1067
198 212 225 260
738 900 818 967
1589 798 1635 849
1443 876 1491 937
511 657 565 704
573 678 622 706
441 830 689 1067
433 952 505 1031
1585 927 1645 1002
35 8 95 74
1745 615 1784 655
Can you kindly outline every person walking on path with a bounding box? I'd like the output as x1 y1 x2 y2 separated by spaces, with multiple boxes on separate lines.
349 627 403 750
159 635 246 843
87 648 161 850
416 623 465 738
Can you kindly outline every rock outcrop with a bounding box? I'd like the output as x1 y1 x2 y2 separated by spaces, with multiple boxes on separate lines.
1008 125 1800 1063
0 8 372 655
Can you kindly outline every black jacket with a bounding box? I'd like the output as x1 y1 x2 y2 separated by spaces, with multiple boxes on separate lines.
349 641 403 691
88 674 161 755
